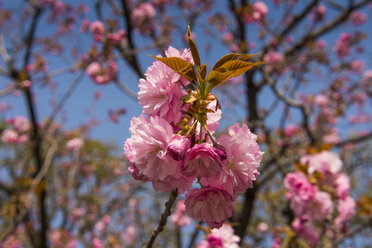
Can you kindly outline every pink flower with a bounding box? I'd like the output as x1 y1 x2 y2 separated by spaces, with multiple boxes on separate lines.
66 138 84 151
314 94 328 106
257 222 268 232
334 173 350 199
196 224 240 248
124 115 193 192
301 151 342 175
349 60 364 73
311 5 327 22
89 21 105 42
171 200 192 227
1 235 21 248
216 123 263 195
124 114 176 181
107 30 127 44
292 217 319 246
86 61 117 85
284 124 298 137
138 46 192 124
167 134 191 161
333 33 352 58
122 225 136 243
92 237 103 248
222 32 234 44
307 191 333 220
131 3 156 23
335 196 355 228
263 51 284 72
1 129 28 145
252 1 268 21
6 116 30 132
350 11 367 26
284 172 316 215
183 143 222 178
185 187 233 229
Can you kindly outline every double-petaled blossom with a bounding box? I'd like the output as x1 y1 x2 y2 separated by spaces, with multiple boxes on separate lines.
196 224 240 248
185 187 234 229
138 46 193 124
183 143 223 178
216 123 263 195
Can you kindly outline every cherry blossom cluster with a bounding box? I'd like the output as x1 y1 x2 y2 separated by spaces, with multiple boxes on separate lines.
284 150 355 246
1 116 30 145
124 46 263 229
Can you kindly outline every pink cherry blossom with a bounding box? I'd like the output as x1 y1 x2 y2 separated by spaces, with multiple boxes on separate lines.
131 3 156 24
311 5 327 22
292 217 319 246
185 187 233 229
1 129 28 145
216 123 263 195
314 94 328 106
182 143 222 178
124 114 177 181
334 173 350 199
66 138 84 151
89 21 105 42
122 225 136 243
350 11 367 26
170 200 192 227
335 196 356 228
86 61 118 85
284 124 298 137
6 116 30 132
196 224 240 248
138 46 192 124
307 191 333 220
167 134 191 161
301 151 342 175
349 60 364 73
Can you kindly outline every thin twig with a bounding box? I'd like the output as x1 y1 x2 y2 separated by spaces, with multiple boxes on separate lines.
144 189 178 248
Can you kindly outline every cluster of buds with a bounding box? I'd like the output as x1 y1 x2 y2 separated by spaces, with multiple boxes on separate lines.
124 26 263 228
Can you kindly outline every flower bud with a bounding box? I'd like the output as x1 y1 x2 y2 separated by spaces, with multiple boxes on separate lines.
167 134 190 161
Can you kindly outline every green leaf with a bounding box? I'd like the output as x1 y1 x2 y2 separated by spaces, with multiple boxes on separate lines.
198 64 207 81
152 56 197 82
212 53 258 70
187 25 201 67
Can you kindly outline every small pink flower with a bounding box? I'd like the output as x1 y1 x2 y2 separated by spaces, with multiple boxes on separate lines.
196 224 240 248
1 129 28 145
311 5 327 22
216 123 263 195
301 151 342 175
350 11 367 26
171 200 192 227
334 173 350 199
90 21 105 42
292 217 319 246
335 196 355 228
66 138 84 151
185 187 233 229
6 116 30 132
92 237 103 248
167 134 191 161
86 61 117 85
349 60 364 73
314 94 328 106
107 29 127 44
284 124 298 137
131 3 156 23
183 143 222 178
122 225 136 243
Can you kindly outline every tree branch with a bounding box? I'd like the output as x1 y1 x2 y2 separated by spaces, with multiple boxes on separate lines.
144 189 178 248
